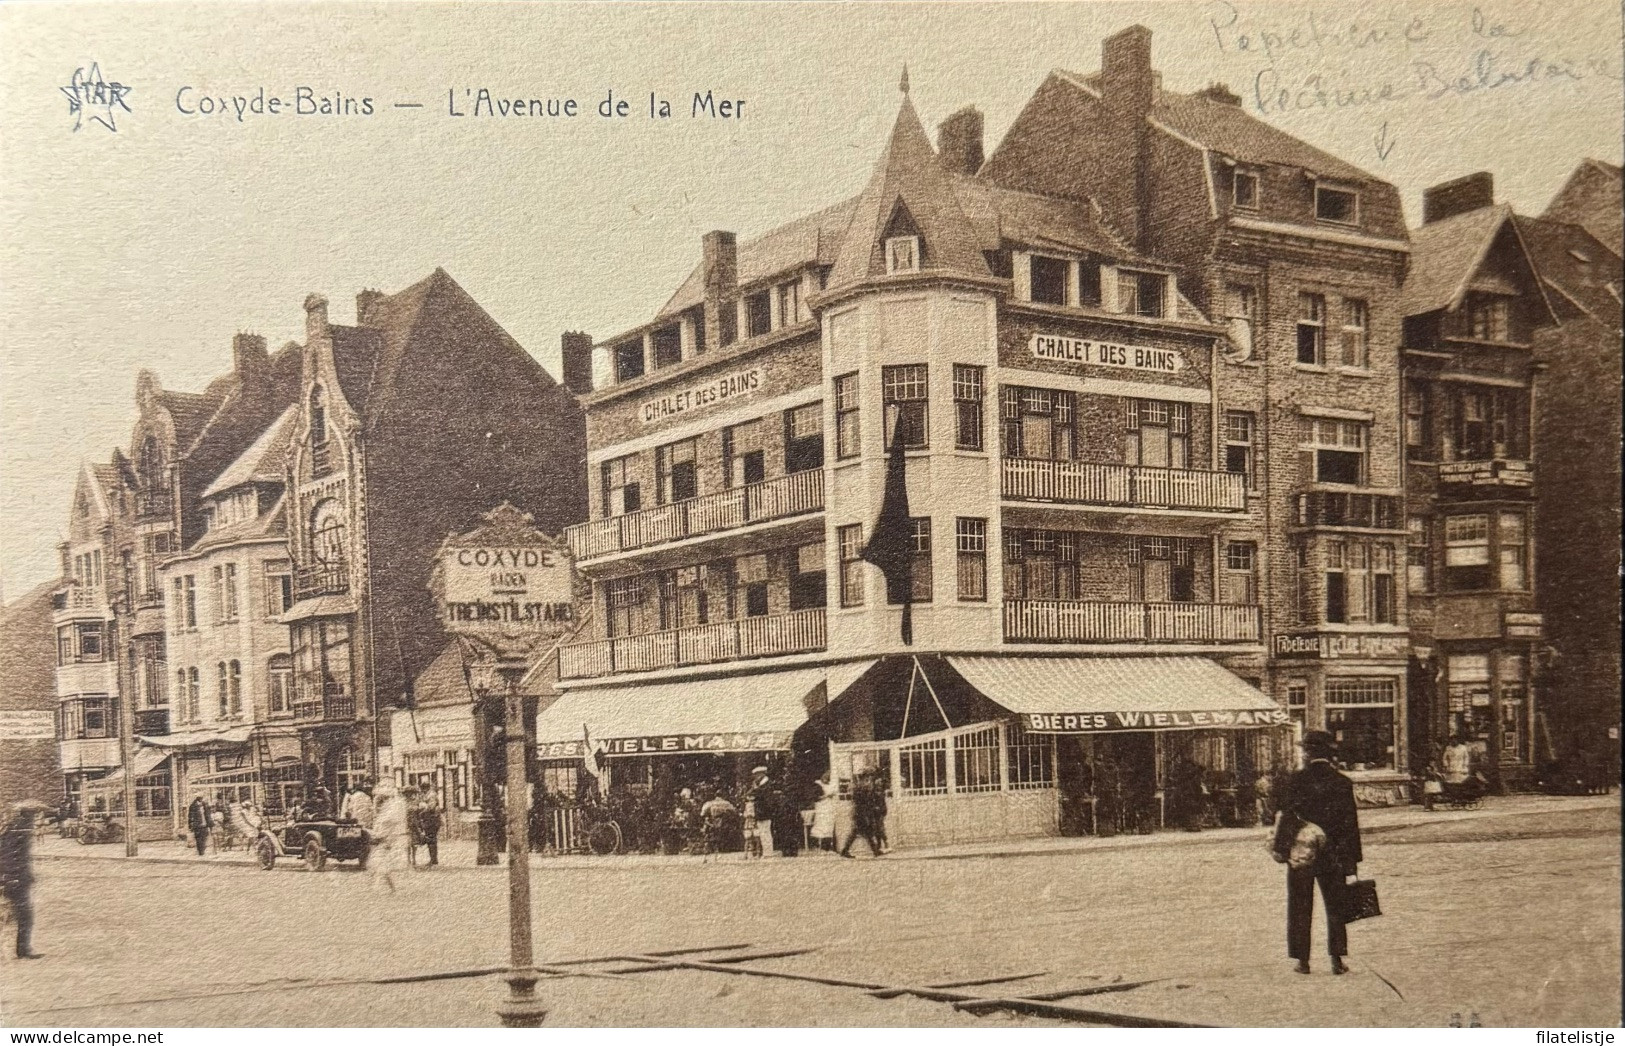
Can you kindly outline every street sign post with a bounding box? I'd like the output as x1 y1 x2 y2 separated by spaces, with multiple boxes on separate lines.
432 502 581 1029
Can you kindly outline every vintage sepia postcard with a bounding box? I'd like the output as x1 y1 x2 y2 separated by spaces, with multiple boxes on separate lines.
1 0 1620 1033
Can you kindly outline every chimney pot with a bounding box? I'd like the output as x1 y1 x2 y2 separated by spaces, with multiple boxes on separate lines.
1422 172 1496 224
1102 24 1155 120
560 331 594 395
303 293 329 342
232 332 269 382
937 107 985 176
701 231 738 350
356 289 385 325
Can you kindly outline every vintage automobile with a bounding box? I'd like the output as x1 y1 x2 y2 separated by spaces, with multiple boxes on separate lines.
253 819 370 871
75 813 125 845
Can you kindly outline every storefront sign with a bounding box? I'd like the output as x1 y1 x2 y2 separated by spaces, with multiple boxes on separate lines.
639 367 763 425
1021 708 1289 733
1029 334 1186 374
1503 612 1544 639
1438 459 1534 488
538 731 792 759
433 503 580 660
0 710 55 741
1273 632 1411 660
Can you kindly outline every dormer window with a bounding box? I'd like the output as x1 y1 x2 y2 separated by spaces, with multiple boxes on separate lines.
1117 269 1166 318
613 340 645 382
1314 185 1359 225
1233 169 1260 209
1029 255 1068 305
744 290 772 338
885 236 920 274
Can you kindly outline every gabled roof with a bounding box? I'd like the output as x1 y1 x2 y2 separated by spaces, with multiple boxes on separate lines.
1149 87 1376 185
950 177 1129 259
825 96 991 293
201 404 297 499
657 198 857 319
1541 158 1624 255
408 641 477 708
158 388 226 450
1402 204 1521 317
1514 215 1625 331
184 490 287 555
181 342 302 462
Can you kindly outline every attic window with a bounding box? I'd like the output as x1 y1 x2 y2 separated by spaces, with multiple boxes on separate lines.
745 291 772 338
1029 255 1068 306
1118 270 1166 319
613 340 645 382
652 325 682 369
1233 170 1260 209
1314 185 1359 225
886 236 920 275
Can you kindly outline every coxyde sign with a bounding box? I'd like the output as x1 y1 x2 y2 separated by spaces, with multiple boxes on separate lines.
434 503 578 648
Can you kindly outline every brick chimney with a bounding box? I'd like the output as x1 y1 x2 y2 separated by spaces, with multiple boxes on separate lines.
560 331 594 395
1101 25 1156 250
355 289 385 325
232 333 268 384
1423 172 1496 224
1194 83 1242 106
701 231 738 350
304 293 329 343
937 107 985 176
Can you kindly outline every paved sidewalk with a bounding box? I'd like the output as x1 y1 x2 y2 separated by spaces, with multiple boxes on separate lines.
36 791 1617 872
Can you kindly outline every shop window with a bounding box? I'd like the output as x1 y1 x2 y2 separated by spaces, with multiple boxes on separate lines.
1324 677 1396 770
834 373 861 460
613 340 645 382
898 736 948 796
953 365 984 451
1224 411 1255 485
744 290 772 338
651 325 681 369
1006 726 1055 789
1030 255 1068 305
1498 511 1528 590
1314 185 1359 225
655 438 698 504
1340 299 1369 368
1444 514 1491 590
1286 681 1308 730
954 726 1002 793
1446 654 1493 750
1233 168 1260 209
1500 653 1529 763
723 420 765 488
1407 517 1431 593
789 543 827 611
601 454 642 516
956 518 987 602
1001 386 1077 461
882 364 929 450
837 524 865 607
1300 417 1367 485
1297 292 1326 364
263 560 292 618
1222 541 1257 604
784 403 824 474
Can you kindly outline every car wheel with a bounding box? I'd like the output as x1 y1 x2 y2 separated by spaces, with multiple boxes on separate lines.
302 835 326 872
255 835 277 871
587 821 621 855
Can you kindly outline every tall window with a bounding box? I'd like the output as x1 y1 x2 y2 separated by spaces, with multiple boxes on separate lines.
183 575 197 629
735 554 770 617
953 365 985 451
1078 259 1103 307
1500 653 1529 762
604 577 646 637
778 280 801 327
837 524 865 607
655 438 698 504
601 455 641 516
784 403 824 473
1407 517 1431 593
1466 294 1510 341
613 340 645 382
229 660 242 716
956 518 987 601
882 364 929 449
1286 680 1308 729
886 518 932 604
722 420 765 488
1444 514 1491 590
1325 678 1397 770
651 326 681 369
310 500 347 566
1340 299 1369 367
1222 541 1257 604
1300 417 1367 485
1224 283 1259 358
1297 293 1326 364
1373 544 1397 624
268 655 293 716
1001 387 1077 461
1404 380 1431 458
1126 400 1190 469
1293 544 1311 624
1003 530 1078 601
217 662 230 717
1323 538 1397 624
308 387 327 447
186 667 200 722
744 290 772 338
1224 411 1255 485
1498 511 1528 590
1325 541 1348 623
834 373 861 459
1452 386 1524 460
264 560 293 618
217 563 239 622
1030 255 1068 305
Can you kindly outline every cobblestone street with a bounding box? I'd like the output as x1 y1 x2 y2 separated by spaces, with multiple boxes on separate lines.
2 794 1617 1028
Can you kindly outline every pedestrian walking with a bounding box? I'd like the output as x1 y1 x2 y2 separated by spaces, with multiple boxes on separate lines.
1271 730 1363 975
402 785 421 867
1 801 48 959
367 779 409 892
810 773 838 853
840 769 886 858
186 795 211 856
745 766 776 857
417 795 442 867
344 781 376 831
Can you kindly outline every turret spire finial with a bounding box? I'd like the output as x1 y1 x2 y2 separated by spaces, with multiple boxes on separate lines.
900 65 910 95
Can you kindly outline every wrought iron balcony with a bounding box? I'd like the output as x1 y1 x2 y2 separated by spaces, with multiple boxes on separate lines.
1004 600 1261 644
566 470 824 561
293 560 350 600
292 682 356 724
1002 458 1246 513
559 608 827 679
1293 489 1404 530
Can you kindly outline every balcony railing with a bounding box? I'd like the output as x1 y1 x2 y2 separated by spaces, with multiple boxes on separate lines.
559 607 827 679
292 682 356 724
293 560 350 600
1004 600 1261 644
133 708 170 736
52 586 104 613
566 470 824 560
135 487 174 521
1294 489 1403 530
1002 459 1246 513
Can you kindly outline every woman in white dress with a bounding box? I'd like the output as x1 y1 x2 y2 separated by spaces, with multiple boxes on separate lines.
810 773 838 853
367 779 410 892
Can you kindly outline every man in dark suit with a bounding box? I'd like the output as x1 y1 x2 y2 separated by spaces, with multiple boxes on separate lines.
186 795 211 856
1 801 48 959
1272 730 1363 975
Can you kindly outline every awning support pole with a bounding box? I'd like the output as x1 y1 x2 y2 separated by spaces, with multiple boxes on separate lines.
899 659 920 739
915 657 952 731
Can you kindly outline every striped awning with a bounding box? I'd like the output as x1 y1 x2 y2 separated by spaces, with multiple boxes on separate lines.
945 655 1287 734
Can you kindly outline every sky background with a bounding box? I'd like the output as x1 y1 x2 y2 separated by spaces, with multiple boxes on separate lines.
2 0 1621 598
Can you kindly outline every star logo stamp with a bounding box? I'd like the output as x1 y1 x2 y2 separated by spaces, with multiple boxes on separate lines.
60 62 133 132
